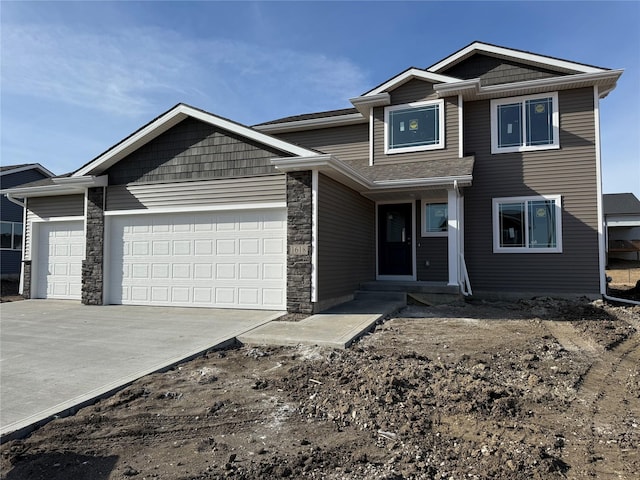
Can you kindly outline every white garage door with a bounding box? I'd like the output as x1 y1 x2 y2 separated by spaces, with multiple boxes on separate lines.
108 209 286 310
36 221 84 300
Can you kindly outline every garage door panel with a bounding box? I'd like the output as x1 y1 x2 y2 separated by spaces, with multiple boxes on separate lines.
36 220 84 300
109 210 286 309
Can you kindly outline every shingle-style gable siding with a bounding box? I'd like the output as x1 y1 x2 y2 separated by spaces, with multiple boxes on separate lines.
463 87 599 294
106 117 289 185
373 79 459 166
441 54 565 86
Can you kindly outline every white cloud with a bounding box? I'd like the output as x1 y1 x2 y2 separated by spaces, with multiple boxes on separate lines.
1 23 368 121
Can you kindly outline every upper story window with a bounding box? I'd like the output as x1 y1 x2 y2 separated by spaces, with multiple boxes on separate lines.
1 221 23 250
385 99 445 154
490 92 559 154
492 195 562 253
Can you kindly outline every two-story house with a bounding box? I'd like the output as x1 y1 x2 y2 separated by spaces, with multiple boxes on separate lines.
1 42 622 312
1 164 53 281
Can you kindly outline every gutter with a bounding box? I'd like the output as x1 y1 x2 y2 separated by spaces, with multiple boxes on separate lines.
4 193 25 208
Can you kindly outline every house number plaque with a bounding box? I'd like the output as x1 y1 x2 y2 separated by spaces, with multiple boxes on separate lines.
289 244 309 255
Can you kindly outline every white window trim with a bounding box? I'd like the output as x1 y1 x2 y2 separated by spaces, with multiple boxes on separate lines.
490 92 559 154
492 195 563 253
421 200 448 237
384 99 445 154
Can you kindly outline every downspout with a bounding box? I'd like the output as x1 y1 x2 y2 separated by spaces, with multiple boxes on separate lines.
5 193 25 208
603 294 640 306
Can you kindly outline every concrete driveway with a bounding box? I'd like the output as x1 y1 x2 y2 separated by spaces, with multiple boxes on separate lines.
0 300 282 439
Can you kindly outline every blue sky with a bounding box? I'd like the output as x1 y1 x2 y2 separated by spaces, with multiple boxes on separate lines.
2 1 639 196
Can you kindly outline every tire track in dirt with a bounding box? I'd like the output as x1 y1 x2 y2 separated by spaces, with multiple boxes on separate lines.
544 320 640 479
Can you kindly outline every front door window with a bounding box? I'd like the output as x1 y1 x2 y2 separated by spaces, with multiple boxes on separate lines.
378 203 413 276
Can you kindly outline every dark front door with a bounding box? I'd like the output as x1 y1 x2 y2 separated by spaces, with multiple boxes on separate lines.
378 203 413 276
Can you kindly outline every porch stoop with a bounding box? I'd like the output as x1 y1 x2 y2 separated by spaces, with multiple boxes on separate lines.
359 281 460 295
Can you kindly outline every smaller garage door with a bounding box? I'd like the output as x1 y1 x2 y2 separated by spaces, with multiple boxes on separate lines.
36 221 84 299
108 209 286 310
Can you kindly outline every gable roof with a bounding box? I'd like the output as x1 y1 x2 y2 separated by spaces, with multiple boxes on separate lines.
0 163 54 178
427 41 609 75
604 193 640 216
74 103 320 177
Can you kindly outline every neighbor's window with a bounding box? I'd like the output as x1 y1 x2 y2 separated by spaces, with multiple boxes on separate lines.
493 196 562 253
490 92 559 154
385 100 445 154
0 221 23 250
422 202 448 236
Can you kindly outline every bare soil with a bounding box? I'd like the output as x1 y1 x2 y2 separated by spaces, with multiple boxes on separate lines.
1 298 639 480
0 281 22 303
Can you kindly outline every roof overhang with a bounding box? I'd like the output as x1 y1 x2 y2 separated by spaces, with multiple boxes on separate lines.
349 92 391 117
1 175 108 198
74 104 320 177
433 70 623 100
0 163 55 178
428 41 608 75
362 68 462 97
271 155 472 197
254 112 366 134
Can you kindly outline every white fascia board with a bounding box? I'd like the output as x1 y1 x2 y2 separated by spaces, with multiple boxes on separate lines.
1 175 107 198
255 113 365 133
271 155 371 189
0 163 55 178
52 175 108 187
433 78 480 96
350 93 391 116
428 42 607 74
364 69 462 96
371 175 473 189
478 70 622 97
74 105 319 177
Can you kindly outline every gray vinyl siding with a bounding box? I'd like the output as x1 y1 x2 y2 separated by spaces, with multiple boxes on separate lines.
317 173 375 302
442 54 565 86
107 118 290 185
25 195 84 260
415 200 448 281
463 87 600 294
277 123 369 167
372 80 459 165
106 175 285 211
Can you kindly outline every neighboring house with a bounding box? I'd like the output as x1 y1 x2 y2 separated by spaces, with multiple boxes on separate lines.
604 193 640 262
1 42 622 312
0 164 54 280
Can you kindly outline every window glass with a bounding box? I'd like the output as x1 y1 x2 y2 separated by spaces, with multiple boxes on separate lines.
13 223 23 250
499 202 525 247
494 197 561 252
0 222 12 249
497 103 522 148
385 212 406 242
389 105 439 150
528 200 556 248
526 98 553 146
425 203 448 233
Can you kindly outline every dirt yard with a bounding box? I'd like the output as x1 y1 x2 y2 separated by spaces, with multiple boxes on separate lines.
1 297 639 480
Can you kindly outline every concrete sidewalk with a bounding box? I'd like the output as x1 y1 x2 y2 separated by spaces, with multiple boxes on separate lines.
0 300 282 440
237 292 406 348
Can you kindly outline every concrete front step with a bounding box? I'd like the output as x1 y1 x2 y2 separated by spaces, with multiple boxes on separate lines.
359 281 460 295
236 293 406 349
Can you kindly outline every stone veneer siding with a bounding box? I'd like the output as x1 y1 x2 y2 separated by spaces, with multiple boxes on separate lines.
82 187 104 305
286 171 313 313
22 260 32 299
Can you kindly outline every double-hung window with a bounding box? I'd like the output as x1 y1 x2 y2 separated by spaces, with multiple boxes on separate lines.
0 221 23 250
492 196 562 253
490 92 559 154
385 99 445 154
